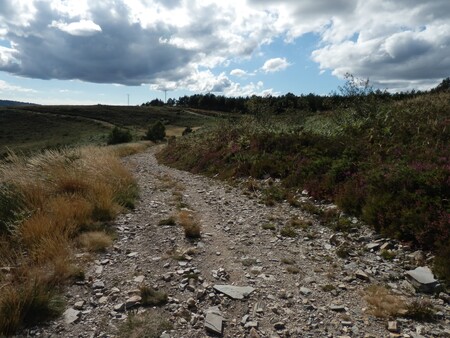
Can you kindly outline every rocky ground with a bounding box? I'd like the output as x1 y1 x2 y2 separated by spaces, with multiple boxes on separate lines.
24 146 449 337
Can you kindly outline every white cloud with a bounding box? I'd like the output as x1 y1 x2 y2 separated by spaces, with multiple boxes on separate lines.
261 58 291 73
50 20 102 36
0 80 36 93
0 0 449 92
230 68 253 77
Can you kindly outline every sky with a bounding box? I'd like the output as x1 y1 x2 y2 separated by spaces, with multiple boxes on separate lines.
0 0 449 105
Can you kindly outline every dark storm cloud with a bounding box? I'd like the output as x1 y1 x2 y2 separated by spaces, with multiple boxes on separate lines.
0 0 195 85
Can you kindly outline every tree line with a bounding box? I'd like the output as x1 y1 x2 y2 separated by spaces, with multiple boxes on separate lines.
141 76 450 114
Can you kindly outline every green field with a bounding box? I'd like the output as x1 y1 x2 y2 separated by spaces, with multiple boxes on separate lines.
0 105 214 155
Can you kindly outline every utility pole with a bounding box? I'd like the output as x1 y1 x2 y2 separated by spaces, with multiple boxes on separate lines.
164 90 167 104
127 94 130 106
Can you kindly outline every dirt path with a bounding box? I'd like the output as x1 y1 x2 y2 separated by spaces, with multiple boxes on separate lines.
35 146 448 338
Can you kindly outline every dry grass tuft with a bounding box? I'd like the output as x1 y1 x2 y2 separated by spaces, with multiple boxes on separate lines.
364 284 407 318
118 310 173 338
177 210 201 239
140 285 168 306
0 275 65 335
78 231 113 252
109 141 150 157
0 144 140 335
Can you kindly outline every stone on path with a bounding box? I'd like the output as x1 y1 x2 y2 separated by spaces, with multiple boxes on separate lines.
366 242 381 250
300 287 312 296
213 284 255 300
63 308 81 324
405 266 439 293
387 320 399 333
73 301 85 310
205 306 224 336
355 270 370 282
330 304 346 312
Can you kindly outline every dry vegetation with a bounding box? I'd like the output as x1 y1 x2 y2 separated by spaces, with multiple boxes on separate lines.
177 210 201 239
364 284 407 318
0 143 145 335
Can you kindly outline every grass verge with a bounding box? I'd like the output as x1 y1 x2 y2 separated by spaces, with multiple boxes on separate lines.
0 142 143 335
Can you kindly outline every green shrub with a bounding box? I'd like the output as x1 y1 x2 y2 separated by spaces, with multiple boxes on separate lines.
182 126 193 136
107 127 132 145
146 121 166 141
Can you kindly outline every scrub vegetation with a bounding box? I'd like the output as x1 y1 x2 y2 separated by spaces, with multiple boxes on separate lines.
158 78 450 284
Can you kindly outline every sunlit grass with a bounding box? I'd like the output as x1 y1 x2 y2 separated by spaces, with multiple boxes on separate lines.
0 142 144 335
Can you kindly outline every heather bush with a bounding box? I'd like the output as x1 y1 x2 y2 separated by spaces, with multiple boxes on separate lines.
158 91 450 282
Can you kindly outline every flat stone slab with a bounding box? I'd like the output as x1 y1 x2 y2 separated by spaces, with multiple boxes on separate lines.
213 285 255 300
205 307 224 336
330 304 346 312
300 287 312 296
405 266 439 293
63 308 81 324
366 242 381 250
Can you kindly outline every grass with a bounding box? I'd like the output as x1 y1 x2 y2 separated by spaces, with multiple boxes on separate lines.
321 284 336 292
0 143 141 335
280 226 297 238
0 278 65 335
261 223 276 231
281 258 295 265
289 217 312 230
117 310 173 338
0 104 214 156
0 109 110 155
405 299 436 322
139 285 168 306
380 249 396 260
177 210 201 239
286 266 300 274
78 231 113 252
158 217 177 226
364 285 407 318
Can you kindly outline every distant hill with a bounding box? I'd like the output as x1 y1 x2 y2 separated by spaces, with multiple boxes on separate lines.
0 99 37 107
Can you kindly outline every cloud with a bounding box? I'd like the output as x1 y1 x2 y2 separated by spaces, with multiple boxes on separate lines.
312 23 450 89
249 0 450 89
0 80 36 93
230 68 254 77
261 58 291 73
50 20 102 36
0 0 277 89
0 0 449 92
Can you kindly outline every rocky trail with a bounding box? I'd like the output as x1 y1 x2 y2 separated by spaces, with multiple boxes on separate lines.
28 146 449 337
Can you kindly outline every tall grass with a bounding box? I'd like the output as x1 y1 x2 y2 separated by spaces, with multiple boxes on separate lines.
0 143 143 335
